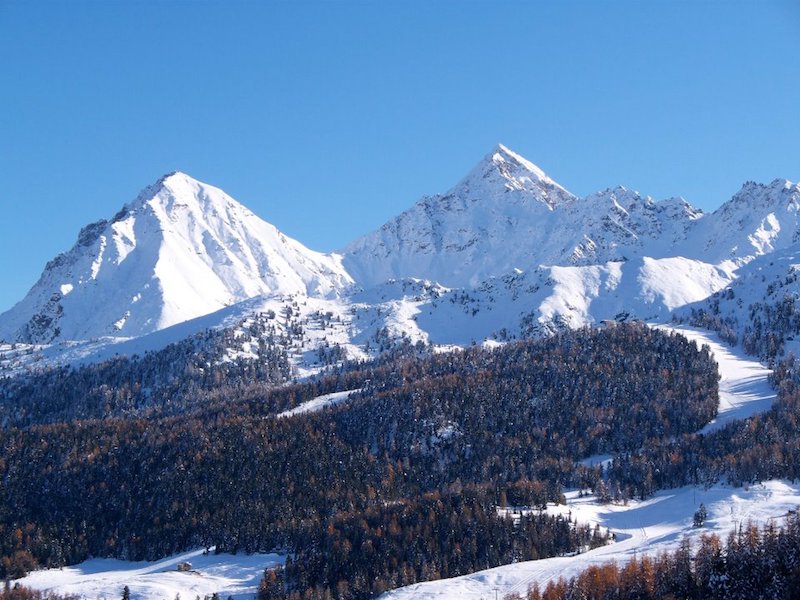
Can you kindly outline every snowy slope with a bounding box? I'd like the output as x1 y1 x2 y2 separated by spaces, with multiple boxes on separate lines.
655 324 775 432
0 172 352 344
406 258 734 346
380 481 800 600
16 547 283 600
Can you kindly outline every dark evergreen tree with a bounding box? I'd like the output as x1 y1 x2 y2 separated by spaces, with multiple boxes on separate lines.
693 503 708 527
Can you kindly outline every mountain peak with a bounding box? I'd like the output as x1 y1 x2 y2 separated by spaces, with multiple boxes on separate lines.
769 178 797 191
156 170 213 191
727 178 800 207
148 170 204 196
134 170 204 198
490 143 550 182
446 144 574 210
342 146 578 288
123 171 194 211
120 171 254 226
0 173 352 344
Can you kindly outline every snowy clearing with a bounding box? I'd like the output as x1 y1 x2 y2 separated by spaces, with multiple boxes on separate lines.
277 388 362 417
16 547 283 600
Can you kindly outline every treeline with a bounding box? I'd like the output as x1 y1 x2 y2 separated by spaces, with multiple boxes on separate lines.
585 351 800 502
260 489 608 600
681 267 800 363
0 583 77 600
508 513 800 600
0 311 292 426
0 309 430 428
0 324 717 581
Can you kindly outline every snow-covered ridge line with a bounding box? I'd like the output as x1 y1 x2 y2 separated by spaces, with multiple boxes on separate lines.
1 144 798 376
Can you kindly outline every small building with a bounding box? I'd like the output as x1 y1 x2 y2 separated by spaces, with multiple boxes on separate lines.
176 561 192 572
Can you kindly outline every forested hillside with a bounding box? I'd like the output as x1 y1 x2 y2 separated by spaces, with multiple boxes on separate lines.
0 324 718 599
0 312 293 426
590 351 800 501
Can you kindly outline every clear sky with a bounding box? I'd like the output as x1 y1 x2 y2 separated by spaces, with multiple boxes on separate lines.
1 0 798 313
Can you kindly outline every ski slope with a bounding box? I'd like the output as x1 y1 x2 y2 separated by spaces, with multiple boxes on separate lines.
655 324 776 432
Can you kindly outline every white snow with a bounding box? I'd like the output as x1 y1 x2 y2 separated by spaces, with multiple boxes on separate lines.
277 388 362 417
16 547 284 600
637 257 734 312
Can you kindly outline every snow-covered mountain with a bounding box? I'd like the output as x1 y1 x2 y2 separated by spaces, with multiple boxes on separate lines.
684 178 800 266
342 145 707 288
342 144 577 288
1 146 798 373
0 172 352 344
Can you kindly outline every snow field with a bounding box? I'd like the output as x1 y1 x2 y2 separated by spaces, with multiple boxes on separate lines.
277 388 363 417
16 548 284 600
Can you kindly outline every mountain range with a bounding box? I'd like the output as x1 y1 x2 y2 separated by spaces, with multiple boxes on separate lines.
2 144 799 373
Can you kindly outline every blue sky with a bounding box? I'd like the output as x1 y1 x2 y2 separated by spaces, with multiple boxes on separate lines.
1 0 798 312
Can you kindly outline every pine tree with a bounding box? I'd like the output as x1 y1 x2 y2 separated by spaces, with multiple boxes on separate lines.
693 502 708 527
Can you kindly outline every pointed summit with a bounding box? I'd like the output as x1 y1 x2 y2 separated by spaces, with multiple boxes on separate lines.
491 143 550 182
122 171 248 218
342 146 577 288
450 144 574 210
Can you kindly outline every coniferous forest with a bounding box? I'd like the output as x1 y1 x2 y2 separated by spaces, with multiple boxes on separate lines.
0 323 726 598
